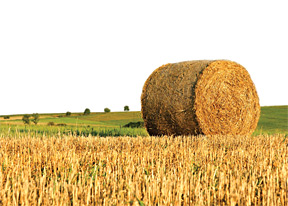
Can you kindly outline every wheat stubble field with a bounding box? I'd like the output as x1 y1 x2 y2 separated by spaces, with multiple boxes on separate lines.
0 132 287 205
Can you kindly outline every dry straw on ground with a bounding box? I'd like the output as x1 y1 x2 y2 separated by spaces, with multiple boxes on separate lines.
0 134 287 205
141 60 260 136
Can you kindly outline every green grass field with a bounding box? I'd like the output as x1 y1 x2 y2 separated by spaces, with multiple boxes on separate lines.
0 106 287 136
254 105 288 135
0 111 143 127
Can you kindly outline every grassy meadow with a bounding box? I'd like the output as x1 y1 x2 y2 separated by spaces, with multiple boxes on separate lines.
255 106 288 135
0 106 287 136
0 106 287 205
0 111 147 137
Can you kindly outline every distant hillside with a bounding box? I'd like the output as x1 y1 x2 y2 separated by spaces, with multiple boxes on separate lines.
255 105 288 134
1 106 287 134
0 111 143 128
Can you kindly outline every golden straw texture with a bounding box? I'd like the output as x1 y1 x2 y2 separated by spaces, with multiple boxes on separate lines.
141 60 260 136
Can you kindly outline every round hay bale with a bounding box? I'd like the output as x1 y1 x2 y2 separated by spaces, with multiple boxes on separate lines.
141 60 260 136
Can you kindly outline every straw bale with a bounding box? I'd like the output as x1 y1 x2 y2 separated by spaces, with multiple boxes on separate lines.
141 60 260 136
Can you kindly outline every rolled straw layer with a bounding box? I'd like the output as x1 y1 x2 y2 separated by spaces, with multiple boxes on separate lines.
141 60 260 136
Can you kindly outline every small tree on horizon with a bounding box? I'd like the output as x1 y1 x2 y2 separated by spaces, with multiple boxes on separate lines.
31 113 40 125
124 105 129 112
22 114 30 125
84 108 91 115
104 108 111 113
66 111 71 116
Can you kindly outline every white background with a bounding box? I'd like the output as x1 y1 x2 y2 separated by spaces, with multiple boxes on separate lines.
0 0 287 115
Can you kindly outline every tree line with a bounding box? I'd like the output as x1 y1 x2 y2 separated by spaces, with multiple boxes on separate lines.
21 106 130 125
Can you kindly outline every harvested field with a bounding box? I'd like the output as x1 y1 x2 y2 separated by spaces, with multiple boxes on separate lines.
0 134 287 205
141 60 260 136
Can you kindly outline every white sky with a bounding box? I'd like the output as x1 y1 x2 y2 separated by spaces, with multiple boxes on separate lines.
0 0 287 115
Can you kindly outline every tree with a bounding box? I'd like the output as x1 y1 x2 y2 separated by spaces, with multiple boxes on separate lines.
47 122 55 126
124 105 129 112
31 113 40 125
66 111 71 116
84 108 91 115
22 114 30 125
104 108 111 113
